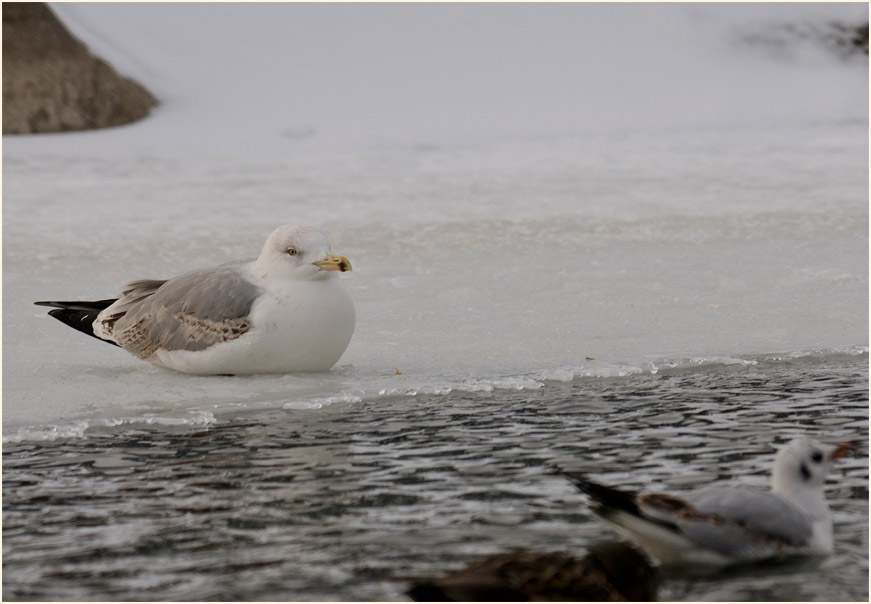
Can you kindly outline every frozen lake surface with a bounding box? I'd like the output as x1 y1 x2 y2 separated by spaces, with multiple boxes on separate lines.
4 119 867 439
2 3 868 601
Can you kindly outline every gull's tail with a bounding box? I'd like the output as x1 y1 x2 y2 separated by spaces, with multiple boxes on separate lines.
34 299 120 346
561 472 645 517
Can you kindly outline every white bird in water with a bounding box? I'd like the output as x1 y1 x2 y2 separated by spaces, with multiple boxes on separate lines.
561 437 852 567
36 224 355 375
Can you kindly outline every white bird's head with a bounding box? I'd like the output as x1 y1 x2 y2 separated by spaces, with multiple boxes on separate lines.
254 224 352 281
771 436 851 494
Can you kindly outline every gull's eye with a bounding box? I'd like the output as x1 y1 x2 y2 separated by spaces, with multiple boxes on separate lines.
286 247 299 257
810 451 823 463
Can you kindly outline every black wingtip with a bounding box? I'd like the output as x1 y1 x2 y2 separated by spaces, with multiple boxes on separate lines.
557 470 643 517
35 299 118 311
37 299 120 346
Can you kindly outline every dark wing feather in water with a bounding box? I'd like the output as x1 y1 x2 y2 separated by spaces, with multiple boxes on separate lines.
406 542 657 601
105 266 262 361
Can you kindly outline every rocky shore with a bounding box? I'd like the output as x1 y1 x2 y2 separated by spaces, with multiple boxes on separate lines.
2 2 157 135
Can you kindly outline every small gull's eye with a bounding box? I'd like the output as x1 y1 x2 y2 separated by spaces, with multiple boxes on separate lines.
810 451 823 463
286 247 299 256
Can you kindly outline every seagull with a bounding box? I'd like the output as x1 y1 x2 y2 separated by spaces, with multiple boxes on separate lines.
35 224 355 375
405 540 658 602
561 437 852 567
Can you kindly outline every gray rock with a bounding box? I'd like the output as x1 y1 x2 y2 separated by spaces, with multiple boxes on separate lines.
2 2 157 135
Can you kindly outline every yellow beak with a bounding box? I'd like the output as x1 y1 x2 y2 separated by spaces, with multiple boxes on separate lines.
313 254 352 272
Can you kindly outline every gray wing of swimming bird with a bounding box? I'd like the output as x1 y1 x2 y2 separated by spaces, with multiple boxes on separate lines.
105 264 263 360
662 487 814 558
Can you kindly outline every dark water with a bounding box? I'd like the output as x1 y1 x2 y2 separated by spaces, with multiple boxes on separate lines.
3 353 868 601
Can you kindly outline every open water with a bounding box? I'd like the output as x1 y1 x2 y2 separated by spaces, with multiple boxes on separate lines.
3 351 867 601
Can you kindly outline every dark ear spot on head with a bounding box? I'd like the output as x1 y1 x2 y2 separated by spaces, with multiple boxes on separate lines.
811 451 823 463
800 463 811 480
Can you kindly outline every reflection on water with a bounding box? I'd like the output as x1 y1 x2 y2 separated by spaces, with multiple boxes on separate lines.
3 353 868 601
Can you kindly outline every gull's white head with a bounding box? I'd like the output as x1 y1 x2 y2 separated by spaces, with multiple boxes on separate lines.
254 224 352 281
771 437 851 495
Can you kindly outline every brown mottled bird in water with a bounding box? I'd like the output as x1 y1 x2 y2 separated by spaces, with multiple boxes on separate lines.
405 540 658 601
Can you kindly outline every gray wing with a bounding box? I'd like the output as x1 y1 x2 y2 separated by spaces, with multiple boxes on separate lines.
101 265 262 360
675 487 813 557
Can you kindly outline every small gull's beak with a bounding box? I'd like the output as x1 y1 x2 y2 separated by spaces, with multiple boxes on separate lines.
313 254 352 272
830 441 853 461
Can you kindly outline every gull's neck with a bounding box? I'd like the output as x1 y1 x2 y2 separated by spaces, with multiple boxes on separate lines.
772 480 830 519
773 481 833 552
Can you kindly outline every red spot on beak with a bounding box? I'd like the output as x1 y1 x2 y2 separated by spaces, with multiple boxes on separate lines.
831 441 852 461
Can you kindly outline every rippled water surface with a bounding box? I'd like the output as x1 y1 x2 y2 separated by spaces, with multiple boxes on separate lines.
3 352 868 601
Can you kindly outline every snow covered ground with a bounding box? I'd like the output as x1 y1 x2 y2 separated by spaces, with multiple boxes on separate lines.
3 3 868 439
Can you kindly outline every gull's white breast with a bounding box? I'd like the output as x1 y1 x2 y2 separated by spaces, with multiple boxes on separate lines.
155 276 355 375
